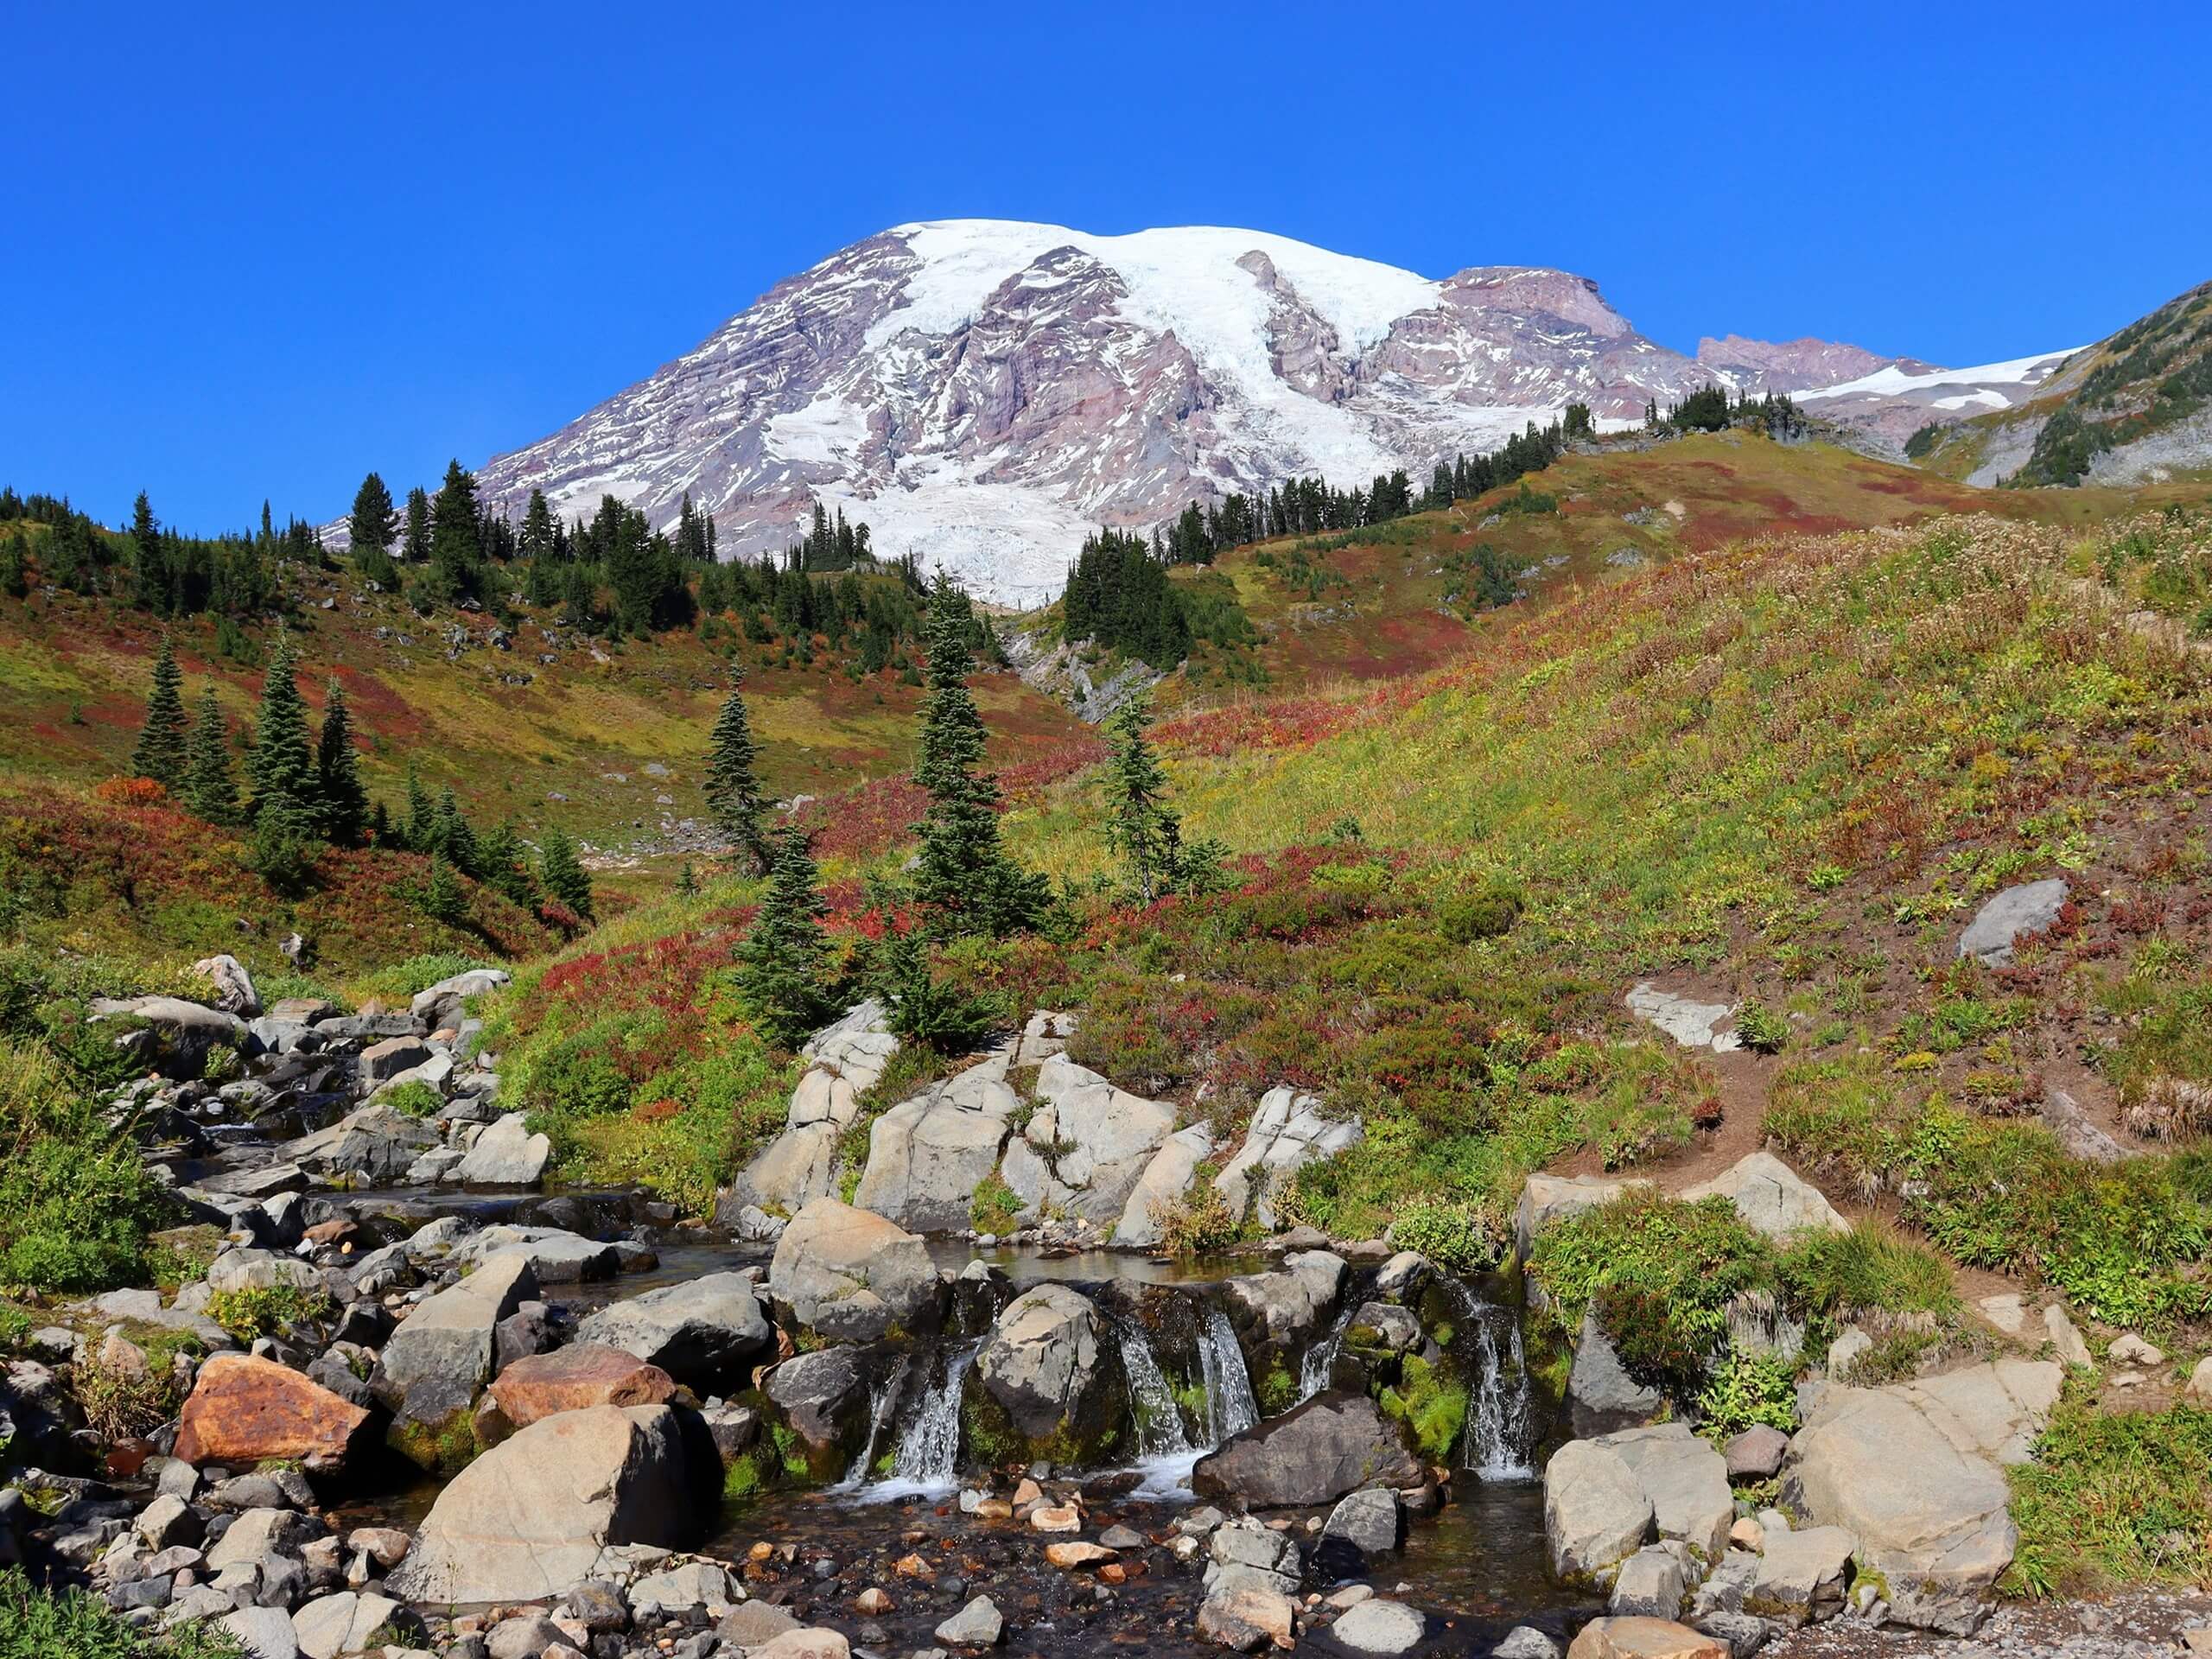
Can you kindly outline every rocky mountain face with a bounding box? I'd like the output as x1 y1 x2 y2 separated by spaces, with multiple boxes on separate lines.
452 220 2064 601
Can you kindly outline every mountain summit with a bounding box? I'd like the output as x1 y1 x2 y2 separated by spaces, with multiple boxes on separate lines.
462 220 2043 601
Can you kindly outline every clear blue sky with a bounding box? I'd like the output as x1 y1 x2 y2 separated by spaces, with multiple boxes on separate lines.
4 1 2207 534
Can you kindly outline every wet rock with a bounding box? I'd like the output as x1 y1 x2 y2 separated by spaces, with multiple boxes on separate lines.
1224 1249 1347 1344
716 1600 804 1646
630 1559 741 1618
974 1284 1106 1441
1332 1598 1425 1655
1373 1250 1429 1301
1192 1391 1422 1509
935 1593 1005 1647
1197 1582 1296 1651
1957 880 2067 967
174 1354 371 1474
1322 1486 1403 1556
572 1270 771 1391
1213 1085 1362 1230
769 1198 941 1342
763 1347 872 1475
753 1630 852 1659
485 1344 677 1434
1495 1626 1564 1659
1679 1153 1845 1240
389 1403 696 1603
375 1250 540 1406
1346 1301 1421 1355
1569 1311 1664 1437
454 1113 551 1186
1098 1523 1145 1549
1045 1541 1116 1568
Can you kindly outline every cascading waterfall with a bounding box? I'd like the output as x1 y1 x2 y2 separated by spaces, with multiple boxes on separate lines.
1300 1301 1357 1401
1118 1324 1195 1458
1440 1280 1537 1480
884 1344 977 1491
837 1354 912 1491
1200 1306 1260 1442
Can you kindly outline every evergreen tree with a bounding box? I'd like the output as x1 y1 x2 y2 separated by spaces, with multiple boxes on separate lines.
477 820 537 907
676 860 698 896
910 573 1050 937
244 633 320 829
181 684 238 823
704 674 771 874
0 530 28 598
429 460 484 599
130 492 168 613
402 487 431 563
735 826 832 1046
348 473 397 556
402 762 435 852
315 679 369 846
1100 692 1227 900
537 824 594 922
434 787 480 877
420 853 467 925
130 635 189 788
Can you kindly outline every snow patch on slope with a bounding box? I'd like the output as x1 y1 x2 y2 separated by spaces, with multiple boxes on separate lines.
1796 346 2084 403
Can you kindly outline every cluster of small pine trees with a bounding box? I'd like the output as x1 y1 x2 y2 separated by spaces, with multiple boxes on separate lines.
725 574 1049 1048
0 489 311 613
127 633 591 925
1642 386 1805 438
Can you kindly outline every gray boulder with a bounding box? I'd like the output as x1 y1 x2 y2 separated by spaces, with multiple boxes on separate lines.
219 1605 299 1659
1569 1311 1664 1437
1192 1391 1423 1509
1213 1085 1363 1230
1543 1438 1653 1584
1681 1154 1845 1241
374 1251 540 1406
763 1347 871 1470
1610 1544 1690 1619
291 1592 412 1659
1747 1526 1856 1626
283 1103 439 1184
974 1284 1104 1440
852 1073 1017 1234
412 968 511 1026
1322 1486 1403 1556
1224 1249 1347 1344
1331 1599 1426 1656
1602 1423 1733 1565
1000 1054 1176 1224
573 1270 772 1391
448 1226 619 1284
1958 879 2068 966
389 1403 696 1603
1114 1124 1216 1249
935 1594 1004 1647
768 1198 940 1342
454 1113 551 1186
1515 1173 1652 1261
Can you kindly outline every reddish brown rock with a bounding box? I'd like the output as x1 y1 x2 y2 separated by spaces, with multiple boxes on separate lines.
173 1352 372 1472
486 1343 678 1432
1567 1618 1730 1659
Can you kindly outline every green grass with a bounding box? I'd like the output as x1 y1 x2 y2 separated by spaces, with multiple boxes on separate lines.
2005 1381 2212 1595
0 1568 240 1657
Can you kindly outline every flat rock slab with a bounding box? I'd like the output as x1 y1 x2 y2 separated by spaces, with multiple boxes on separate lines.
487 1344 677 1429
1625 984 1740 1052
1330 1598 1426 1655
1681 1152 1845 1240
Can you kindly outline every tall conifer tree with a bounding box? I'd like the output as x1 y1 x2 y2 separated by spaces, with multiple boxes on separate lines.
131 635 189 787
315 680 368 846
537 824 594 922
348 473 397 556
181 684 238 823
735 827 831 1045
245 633 319 829
704 673 771 874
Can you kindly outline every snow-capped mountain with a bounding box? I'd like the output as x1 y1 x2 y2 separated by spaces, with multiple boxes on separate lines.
454 220 2060 602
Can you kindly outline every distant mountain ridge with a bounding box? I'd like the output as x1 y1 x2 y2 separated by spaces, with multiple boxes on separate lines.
404 220 2079 601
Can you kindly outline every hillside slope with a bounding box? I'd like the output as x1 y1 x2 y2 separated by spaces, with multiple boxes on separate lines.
1913 280 2212 487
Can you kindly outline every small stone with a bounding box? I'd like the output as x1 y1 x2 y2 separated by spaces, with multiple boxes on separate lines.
2044 1305 2095 1368
1721 1427 1788 1483
1332 1599 1425 1656
1098 1524 1145 1549
2108 1333 2165 1366
1494 1627 1564 1659
1976 1294 2025 1336
1045 1541 1116 1569
935 1594 1005 1647
1728 1517 1764 1554
1028 1504 1081 1534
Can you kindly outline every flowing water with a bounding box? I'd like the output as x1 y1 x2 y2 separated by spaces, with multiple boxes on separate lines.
850 1344 978 1503
1440 1280 1538 1479
1300 1300 1357 1400
835 1354 912 1492
1117 1322 1197 1459
1199 1305 1260 1443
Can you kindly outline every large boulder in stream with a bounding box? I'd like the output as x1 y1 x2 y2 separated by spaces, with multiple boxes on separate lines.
762 1347 874 1482
283 1103 441 1184
1192 1391 1423 1509
969 1284 1123 1459
768 1198 941 1343
573 1270 772 1392
388 1404 699 1603
1224 1249 1348 1346
173 1353 372 1474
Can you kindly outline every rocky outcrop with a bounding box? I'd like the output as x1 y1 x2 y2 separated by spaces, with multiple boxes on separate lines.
1783 1361 2061 1633
388 1404 698 1603
453 1112 551 1186
1213 1088 1361 1230
850 1023 1055 1232
172 1354 371 1474
571 1270 771 1391
1681 1153 1846 1240
767 1199 940 1343
1624 985 1740 1052
1516 1174 1652 1260
1192 1392 1423 1509
1000 1053 1175 1224
727 1003 900 1214
1115 1125 1217 1249
1567 1312 1663 1438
